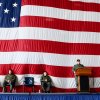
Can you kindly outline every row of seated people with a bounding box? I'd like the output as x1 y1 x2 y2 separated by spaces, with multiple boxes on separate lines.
3 70 52 93
3 59 84 93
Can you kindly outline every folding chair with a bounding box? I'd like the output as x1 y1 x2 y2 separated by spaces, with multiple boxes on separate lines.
23 77 34 92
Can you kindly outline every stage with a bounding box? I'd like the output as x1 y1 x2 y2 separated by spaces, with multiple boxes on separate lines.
0 93 100 100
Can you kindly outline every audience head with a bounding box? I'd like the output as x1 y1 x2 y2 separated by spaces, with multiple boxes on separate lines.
77 59 80 64
43 72 47 76
9 69 12 74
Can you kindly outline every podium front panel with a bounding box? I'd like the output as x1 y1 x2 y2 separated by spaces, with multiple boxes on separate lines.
78 76 90 92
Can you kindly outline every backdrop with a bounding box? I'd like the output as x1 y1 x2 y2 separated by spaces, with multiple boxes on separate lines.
0 0 100 92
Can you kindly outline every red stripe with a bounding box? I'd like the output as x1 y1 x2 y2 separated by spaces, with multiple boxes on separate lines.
0 64 100 77
20 16 100 32
0 40 100 55
90 88 100 93
0 85 76 93
22 0 100 12
0 85 99 93
0 64 74 77
16 86 100 93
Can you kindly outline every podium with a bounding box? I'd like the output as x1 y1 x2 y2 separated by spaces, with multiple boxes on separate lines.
75 68 92 92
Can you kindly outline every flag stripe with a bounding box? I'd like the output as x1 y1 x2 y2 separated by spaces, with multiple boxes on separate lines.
0 64 100 78
9 86 100 93
21 5 100 22
69 0 100 4
0 74 100 89
20 16 100 32
15 85 76 93
0 52 100 66
22 0 100 12
0 27 100 44
0 64 71 77
0 40 100 55
0 74 76 89
1 85 100 93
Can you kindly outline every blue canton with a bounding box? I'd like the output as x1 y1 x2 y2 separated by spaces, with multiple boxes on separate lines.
0 0 21 27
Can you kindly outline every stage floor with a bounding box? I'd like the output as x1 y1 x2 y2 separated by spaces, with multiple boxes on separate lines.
0 93 100 100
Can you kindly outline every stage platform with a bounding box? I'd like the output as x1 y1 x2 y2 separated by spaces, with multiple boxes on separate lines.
0 93 100 100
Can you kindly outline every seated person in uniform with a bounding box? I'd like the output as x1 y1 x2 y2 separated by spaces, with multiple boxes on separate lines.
40 72 52 93
3 69 16 92
72 59 84 87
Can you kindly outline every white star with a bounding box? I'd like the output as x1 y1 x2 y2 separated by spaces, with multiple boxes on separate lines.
13 2 18 7
11 17 16 22
0 3 2 7
4 8 9 14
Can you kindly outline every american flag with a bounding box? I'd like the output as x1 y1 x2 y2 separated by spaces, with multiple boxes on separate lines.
0 0 100 92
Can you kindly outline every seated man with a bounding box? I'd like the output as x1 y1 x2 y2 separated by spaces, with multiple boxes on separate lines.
3 69 16 92
40 72 52 93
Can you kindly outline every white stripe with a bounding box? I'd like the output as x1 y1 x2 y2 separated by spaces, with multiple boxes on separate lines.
21 5 100 22
0 27 100 44
69 0 100 4
0 52 100 67
0 74 99 89
0 74 76 89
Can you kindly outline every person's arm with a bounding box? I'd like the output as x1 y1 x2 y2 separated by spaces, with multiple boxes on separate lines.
11 75 16 82
82 64 84 67
40 76 44 82
72 65 76 75
48 76 51 82
4 75 8 82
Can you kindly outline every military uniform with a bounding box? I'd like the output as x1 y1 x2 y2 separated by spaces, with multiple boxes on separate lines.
3 74 16 92
72 64 84 86
40 75 52 93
